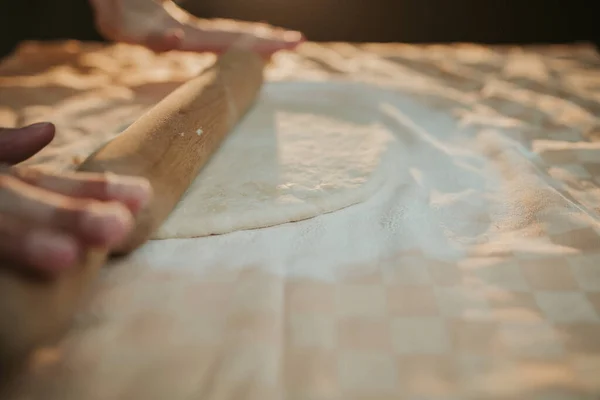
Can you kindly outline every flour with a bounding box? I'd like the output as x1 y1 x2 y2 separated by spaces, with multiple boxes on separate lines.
153 81 398 239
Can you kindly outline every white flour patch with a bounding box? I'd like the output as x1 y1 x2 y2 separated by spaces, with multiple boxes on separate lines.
138 81 475 281
154 82 399 239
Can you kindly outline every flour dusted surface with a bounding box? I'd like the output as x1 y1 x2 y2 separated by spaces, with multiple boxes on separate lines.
4 40 600 400
154 81 397 238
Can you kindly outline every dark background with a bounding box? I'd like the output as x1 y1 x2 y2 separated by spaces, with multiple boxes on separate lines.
0 0 598 58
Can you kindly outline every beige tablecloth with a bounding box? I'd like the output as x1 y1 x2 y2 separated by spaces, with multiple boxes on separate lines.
1 40 600 400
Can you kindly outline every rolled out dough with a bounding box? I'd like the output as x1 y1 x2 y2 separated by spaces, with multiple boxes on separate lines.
153 82 397 239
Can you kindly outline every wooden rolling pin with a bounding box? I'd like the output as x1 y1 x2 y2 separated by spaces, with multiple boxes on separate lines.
0 48 265 365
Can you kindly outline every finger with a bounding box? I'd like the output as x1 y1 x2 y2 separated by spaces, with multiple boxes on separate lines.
89 0 121 40
178 28 305 54
0 123 55 165
144 29 184 53
0 175 133 248
12 168 152 215
253 32 306 54
0 213 79 274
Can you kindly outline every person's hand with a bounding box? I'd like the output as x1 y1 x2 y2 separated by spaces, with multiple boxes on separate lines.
89 0 305 55
0 123 152 275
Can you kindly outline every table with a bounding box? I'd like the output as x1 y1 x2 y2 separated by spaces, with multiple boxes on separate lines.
1 40 600 400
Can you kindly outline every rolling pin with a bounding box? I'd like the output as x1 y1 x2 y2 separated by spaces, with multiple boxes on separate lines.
0 47 265 365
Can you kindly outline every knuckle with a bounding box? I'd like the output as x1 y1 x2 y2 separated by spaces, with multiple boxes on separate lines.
65 205 93 230
58 198 94 223
0 174 15 190
0 213 9 232
73 198 97 214
74 172 112 197
95 174 112 196
0 212 24 238
11 166 42 184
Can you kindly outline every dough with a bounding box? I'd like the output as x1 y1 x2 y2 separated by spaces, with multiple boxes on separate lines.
154 81 397 239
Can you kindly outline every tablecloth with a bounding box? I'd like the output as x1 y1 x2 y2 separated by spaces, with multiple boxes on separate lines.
1 40 599 400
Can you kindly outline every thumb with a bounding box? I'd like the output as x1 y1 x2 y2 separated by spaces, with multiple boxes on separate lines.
144 29 184 53
0 123 55 165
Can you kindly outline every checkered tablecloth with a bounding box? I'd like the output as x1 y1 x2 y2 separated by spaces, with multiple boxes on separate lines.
1 40 599 400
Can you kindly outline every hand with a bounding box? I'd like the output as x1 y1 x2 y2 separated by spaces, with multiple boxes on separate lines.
0 123 152 275
89 0 305 55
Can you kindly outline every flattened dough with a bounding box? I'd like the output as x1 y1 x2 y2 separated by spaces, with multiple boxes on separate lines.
153 82 396 239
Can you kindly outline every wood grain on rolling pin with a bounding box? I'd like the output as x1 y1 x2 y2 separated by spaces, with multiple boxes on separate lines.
0 48 265 366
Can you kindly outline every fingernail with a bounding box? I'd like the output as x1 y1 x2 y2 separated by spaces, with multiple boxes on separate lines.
81 203 133 246
168 28 184 40
282 30 304 43
0 122 52 136
27 230 78 271
106 174 153 213
27 122 55 132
